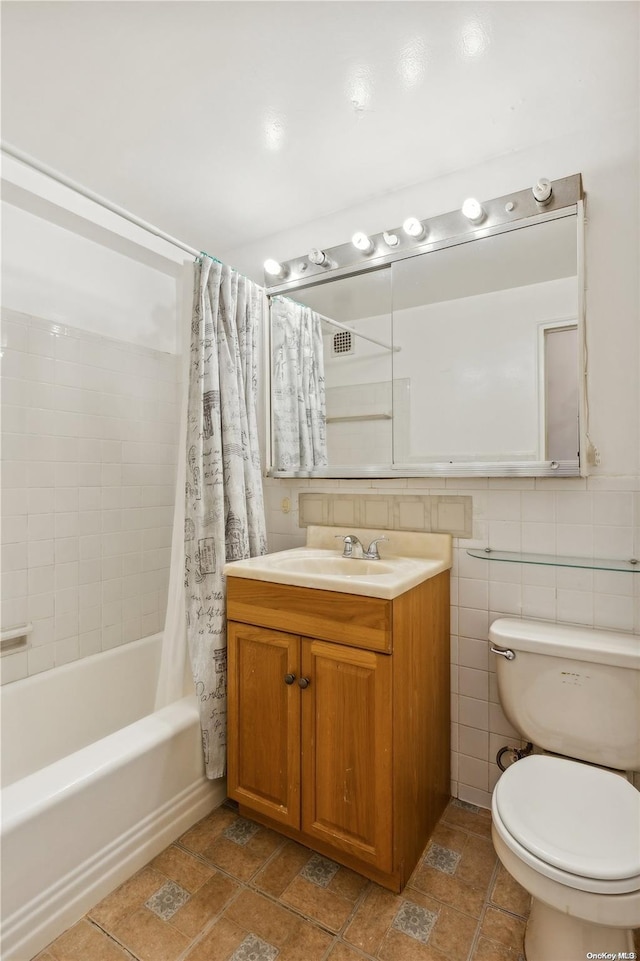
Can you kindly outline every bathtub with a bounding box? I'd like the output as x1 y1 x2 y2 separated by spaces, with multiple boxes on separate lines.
0 633 223 961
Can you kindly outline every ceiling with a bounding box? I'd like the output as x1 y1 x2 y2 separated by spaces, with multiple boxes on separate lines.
1 2 638 258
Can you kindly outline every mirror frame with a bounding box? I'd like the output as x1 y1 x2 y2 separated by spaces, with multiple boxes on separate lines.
264 175 586 479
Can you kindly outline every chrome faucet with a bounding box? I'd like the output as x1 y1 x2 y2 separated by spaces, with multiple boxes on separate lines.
335 534 388 560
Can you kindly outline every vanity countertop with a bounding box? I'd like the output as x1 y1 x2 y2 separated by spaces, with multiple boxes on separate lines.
223 527 452 599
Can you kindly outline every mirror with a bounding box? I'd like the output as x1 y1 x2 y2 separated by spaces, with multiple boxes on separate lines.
268 207 582 478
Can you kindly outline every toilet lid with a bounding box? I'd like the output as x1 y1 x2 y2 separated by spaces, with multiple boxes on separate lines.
494 755 640 881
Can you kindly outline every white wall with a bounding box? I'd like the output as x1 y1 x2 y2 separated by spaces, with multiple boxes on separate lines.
229 111 640 807
2 203 179 353
393 278 576 462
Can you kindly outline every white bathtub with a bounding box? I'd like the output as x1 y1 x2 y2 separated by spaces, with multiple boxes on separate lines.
0 634 223 961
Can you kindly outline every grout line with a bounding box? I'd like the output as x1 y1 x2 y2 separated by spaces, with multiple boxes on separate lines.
85 917 143 961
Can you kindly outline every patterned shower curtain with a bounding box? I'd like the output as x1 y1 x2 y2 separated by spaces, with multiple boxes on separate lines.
271 297 328 470
185 256 267 779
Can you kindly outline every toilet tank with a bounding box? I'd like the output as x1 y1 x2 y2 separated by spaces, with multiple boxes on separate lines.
489 618 640 771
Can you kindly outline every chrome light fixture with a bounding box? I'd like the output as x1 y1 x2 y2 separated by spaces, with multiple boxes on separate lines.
383 231 400 247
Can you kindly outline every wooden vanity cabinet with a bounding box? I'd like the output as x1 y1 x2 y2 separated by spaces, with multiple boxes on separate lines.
226 571 450 892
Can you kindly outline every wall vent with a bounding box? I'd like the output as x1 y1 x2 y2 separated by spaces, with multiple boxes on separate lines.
332 330 353 355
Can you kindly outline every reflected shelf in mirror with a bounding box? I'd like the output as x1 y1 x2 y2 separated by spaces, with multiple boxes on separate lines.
466 548 640 574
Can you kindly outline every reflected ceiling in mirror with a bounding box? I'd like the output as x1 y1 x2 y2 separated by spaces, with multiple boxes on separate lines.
266 175 585 478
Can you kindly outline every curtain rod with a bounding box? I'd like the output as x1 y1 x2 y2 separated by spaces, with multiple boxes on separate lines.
317 311 399 353
1 140 206 261
274 295 398 352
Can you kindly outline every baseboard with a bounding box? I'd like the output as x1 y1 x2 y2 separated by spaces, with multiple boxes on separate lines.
2 777 226 961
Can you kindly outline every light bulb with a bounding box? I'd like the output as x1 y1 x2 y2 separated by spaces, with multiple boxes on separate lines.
402 217 426 239
383 231 399 247
264 258 285 277
352 232 374 253
462 198 485 223
308 248 329 266
532 177 553 204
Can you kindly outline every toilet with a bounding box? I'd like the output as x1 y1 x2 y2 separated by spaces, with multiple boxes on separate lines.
489 617 640 961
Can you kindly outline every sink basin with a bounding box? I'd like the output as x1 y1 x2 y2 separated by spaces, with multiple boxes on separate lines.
270 555 394 576
223 530 452 599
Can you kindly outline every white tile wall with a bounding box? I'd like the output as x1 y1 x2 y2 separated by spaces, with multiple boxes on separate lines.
261 474 640 808
1 310 180 682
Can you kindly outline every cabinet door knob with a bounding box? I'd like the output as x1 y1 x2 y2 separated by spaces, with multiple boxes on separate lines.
298 676 310 689
284 673 296 685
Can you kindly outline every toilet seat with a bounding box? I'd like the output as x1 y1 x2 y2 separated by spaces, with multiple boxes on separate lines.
493 755 640 895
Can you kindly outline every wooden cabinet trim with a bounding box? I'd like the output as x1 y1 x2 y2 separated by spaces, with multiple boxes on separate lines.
227 577 392 652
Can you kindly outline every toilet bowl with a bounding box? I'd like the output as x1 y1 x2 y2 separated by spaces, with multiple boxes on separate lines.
492 754 640 960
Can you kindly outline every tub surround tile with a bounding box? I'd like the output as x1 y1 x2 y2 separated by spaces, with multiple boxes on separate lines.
0 311 178 684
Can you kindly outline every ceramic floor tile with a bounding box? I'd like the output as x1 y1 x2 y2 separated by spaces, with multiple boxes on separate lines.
479 907 527 953
376 888 477 961
280 874 357 933
195 821 283 882
407 823 496 920
149 844 216 893
182 916 247 961
167 871 241 939
221 887 334 960
43 920 134 961
252 839 313 898
38 798 534 961
441 799 493 840
470 937 525 961
88 867 168 932
111 906 191 961
178 805 242 856
327 943 376 961
488 865 531 919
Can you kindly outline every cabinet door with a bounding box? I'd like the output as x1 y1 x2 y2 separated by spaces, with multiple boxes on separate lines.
301 638 393 871
227 622 300 828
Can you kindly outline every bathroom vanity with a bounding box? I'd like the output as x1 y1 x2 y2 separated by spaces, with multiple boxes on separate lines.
224 528 451 892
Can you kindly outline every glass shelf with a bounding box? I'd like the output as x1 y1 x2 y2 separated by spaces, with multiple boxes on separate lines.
466 548 640 574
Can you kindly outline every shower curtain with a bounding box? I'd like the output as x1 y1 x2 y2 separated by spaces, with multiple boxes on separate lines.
271 297 328 470
184 256 267 779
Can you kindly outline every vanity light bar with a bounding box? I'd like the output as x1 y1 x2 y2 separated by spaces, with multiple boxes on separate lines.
264 173 583 293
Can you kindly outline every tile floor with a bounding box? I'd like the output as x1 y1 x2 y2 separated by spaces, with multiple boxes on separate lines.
34 798 639 961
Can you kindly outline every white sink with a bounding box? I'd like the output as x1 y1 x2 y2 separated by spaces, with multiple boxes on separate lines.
269 554 394 577
223 528 452 599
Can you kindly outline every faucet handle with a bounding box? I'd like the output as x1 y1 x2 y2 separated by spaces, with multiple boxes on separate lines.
335 534 362 557
365 535 388 559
